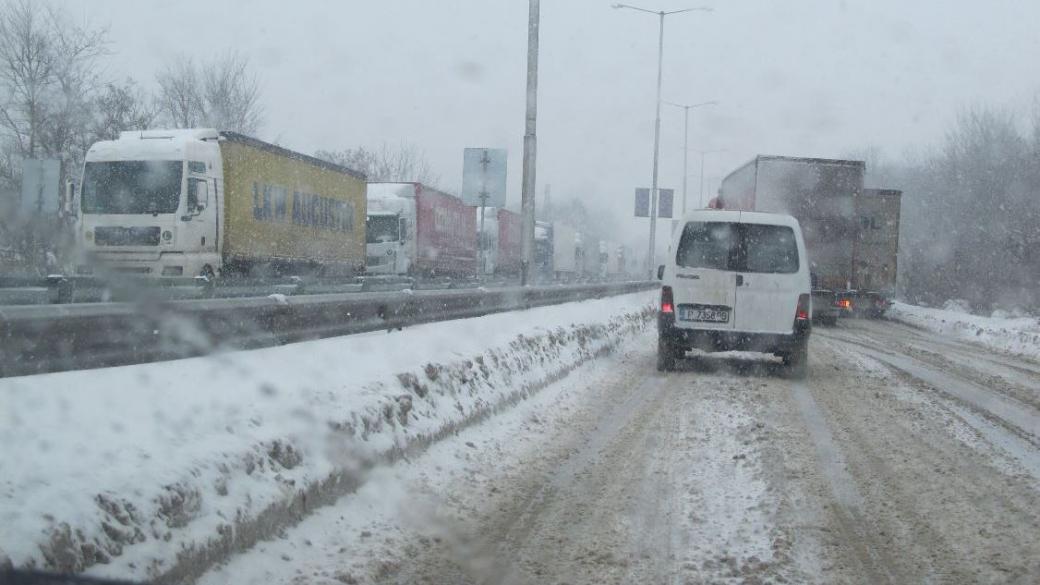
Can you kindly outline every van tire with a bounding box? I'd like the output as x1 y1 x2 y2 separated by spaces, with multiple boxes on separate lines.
657 337 680 372
782 341 809 379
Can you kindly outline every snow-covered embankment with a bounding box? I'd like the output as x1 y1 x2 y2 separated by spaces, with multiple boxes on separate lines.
888 301 1040 360
0 290 655 582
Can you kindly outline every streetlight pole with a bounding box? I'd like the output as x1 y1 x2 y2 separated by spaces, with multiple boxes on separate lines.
520 0 540 286
613 3 711 278
664 99 717 215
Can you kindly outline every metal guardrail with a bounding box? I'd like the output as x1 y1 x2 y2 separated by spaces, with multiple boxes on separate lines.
0 281 655 378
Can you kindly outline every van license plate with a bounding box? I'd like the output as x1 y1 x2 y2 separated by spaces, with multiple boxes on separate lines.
679 306 730 323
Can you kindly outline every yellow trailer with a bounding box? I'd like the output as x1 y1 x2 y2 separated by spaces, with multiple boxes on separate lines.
220 132 367 276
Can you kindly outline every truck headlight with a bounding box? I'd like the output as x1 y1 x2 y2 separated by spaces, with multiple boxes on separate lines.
162 230 173 242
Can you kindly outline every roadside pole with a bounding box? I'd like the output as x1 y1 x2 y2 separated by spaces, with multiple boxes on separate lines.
520 0 539 286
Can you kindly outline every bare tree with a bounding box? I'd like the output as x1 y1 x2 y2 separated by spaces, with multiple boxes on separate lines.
0 0 107 177
155 56 203 128
315 142 439 186
92 79 159 141
155 52 264 134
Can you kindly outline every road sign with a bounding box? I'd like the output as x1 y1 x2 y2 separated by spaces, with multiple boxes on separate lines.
635 188 650 217
462 148 507 208
21 159 60 217
634 188 674 218
658 189 674 218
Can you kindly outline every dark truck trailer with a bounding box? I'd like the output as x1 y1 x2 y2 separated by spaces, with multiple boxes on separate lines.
715 155 900 321
850 188 902 317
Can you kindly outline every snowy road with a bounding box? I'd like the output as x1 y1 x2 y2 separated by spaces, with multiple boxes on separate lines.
201 319 1040 585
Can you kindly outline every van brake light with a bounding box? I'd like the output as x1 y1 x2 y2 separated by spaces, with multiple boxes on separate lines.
796 293 810 321
661 286 674 314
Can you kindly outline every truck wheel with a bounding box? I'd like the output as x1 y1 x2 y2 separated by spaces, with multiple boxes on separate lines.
783 341 809 380
657 336 680 372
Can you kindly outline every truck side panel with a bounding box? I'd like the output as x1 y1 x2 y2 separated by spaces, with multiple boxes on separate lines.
220 138 366 273
752 158 863 291
716 159 757 210
496 208 522 276
854 189 901 292
415 186 476 276
552 223 577 274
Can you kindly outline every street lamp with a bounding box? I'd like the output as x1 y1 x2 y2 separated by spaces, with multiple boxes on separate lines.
613 3 712 278
664 99 718 215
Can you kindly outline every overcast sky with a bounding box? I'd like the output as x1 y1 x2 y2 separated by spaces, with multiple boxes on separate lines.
70 0 1040 249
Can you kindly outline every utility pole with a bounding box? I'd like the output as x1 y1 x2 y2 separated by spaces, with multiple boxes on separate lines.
476 149 491 275
612 4 712 278
664 100 717 215
520 0 540 286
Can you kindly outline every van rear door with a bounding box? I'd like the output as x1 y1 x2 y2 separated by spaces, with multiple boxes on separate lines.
733 222 802 334
672 221 737 330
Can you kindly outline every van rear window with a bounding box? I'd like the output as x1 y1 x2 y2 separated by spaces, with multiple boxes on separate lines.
676 222 799 274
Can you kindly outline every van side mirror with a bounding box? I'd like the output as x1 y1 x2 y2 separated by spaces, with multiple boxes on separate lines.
657 265 665 280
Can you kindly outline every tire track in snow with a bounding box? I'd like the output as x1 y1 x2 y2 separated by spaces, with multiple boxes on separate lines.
789 379 897 584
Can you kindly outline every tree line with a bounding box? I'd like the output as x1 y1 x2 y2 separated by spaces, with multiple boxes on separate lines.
860 103 1040 312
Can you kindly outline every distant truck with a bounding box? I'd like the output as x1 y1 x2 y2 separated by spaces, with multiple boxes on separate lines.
533 221 579 281
366 182 476 277
852 188 902 316
475 207 522 277
715 155 901 320
76 129 366 279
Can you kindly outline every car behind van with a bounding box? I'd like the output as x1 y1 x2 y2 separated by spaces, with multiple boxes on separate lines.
657 210 812 377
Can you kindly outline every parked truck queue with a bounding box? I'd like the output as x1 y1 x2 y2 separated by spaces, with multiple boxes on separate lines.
72 129 636 285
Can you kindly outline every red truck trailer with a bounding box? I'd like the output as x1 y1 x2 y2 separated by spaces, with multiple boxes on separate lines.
366 182 476 277
495 208 522 276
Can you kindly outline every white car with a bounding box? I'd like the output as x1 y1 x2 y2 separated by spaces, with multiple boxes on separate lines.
657 209 812 377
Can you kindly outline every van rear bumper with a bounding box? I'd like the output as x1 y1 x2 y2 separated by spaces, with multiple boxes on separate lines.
658 312 810 354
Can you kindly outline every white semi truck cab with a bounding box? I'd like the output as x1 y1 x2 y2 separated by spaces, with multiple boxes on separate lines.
365 184 416 275
77 129 223 278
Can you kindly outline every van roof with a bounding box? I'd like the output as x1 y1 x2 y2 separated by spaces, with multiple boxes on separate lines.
681 208 801 228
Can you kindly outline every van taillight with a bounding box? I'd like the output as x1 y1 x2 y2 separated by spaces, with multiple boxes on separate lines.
796 293 810 320
661 286 674 314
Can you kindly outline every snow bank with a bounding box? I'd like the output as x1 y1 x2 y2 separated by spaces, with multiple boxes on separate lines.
888 301 1040 360
0 291 655 582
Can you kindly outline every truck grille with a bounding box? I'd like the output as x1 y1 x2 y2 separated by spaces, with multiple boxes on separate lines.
94 226 161 246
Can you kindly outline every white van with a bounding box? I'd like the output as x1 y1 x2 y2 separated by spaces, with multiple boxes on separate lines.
657 210 812 376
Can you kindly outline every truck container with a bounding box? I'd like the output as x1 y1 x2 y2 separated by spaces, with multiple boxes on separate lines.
366 182 476 277
852 188 902 316
495 208 522 276
716 155 900 318
76 129 366 278
552 222 578 277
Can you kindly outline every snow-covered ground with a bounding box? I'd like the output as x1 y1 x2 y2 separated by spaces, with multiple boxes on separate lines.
887 301 1040 360
0 290 654 581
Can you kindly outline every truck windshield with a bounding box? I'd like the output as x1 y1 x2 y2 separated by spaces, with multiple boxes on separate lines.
81 161 183 214
366 215 400 243
676 222 798 274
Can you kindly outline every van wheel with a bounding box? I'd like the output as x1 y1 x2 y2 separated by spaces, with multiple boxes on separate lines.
782 341 809 380
657 337 680 372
